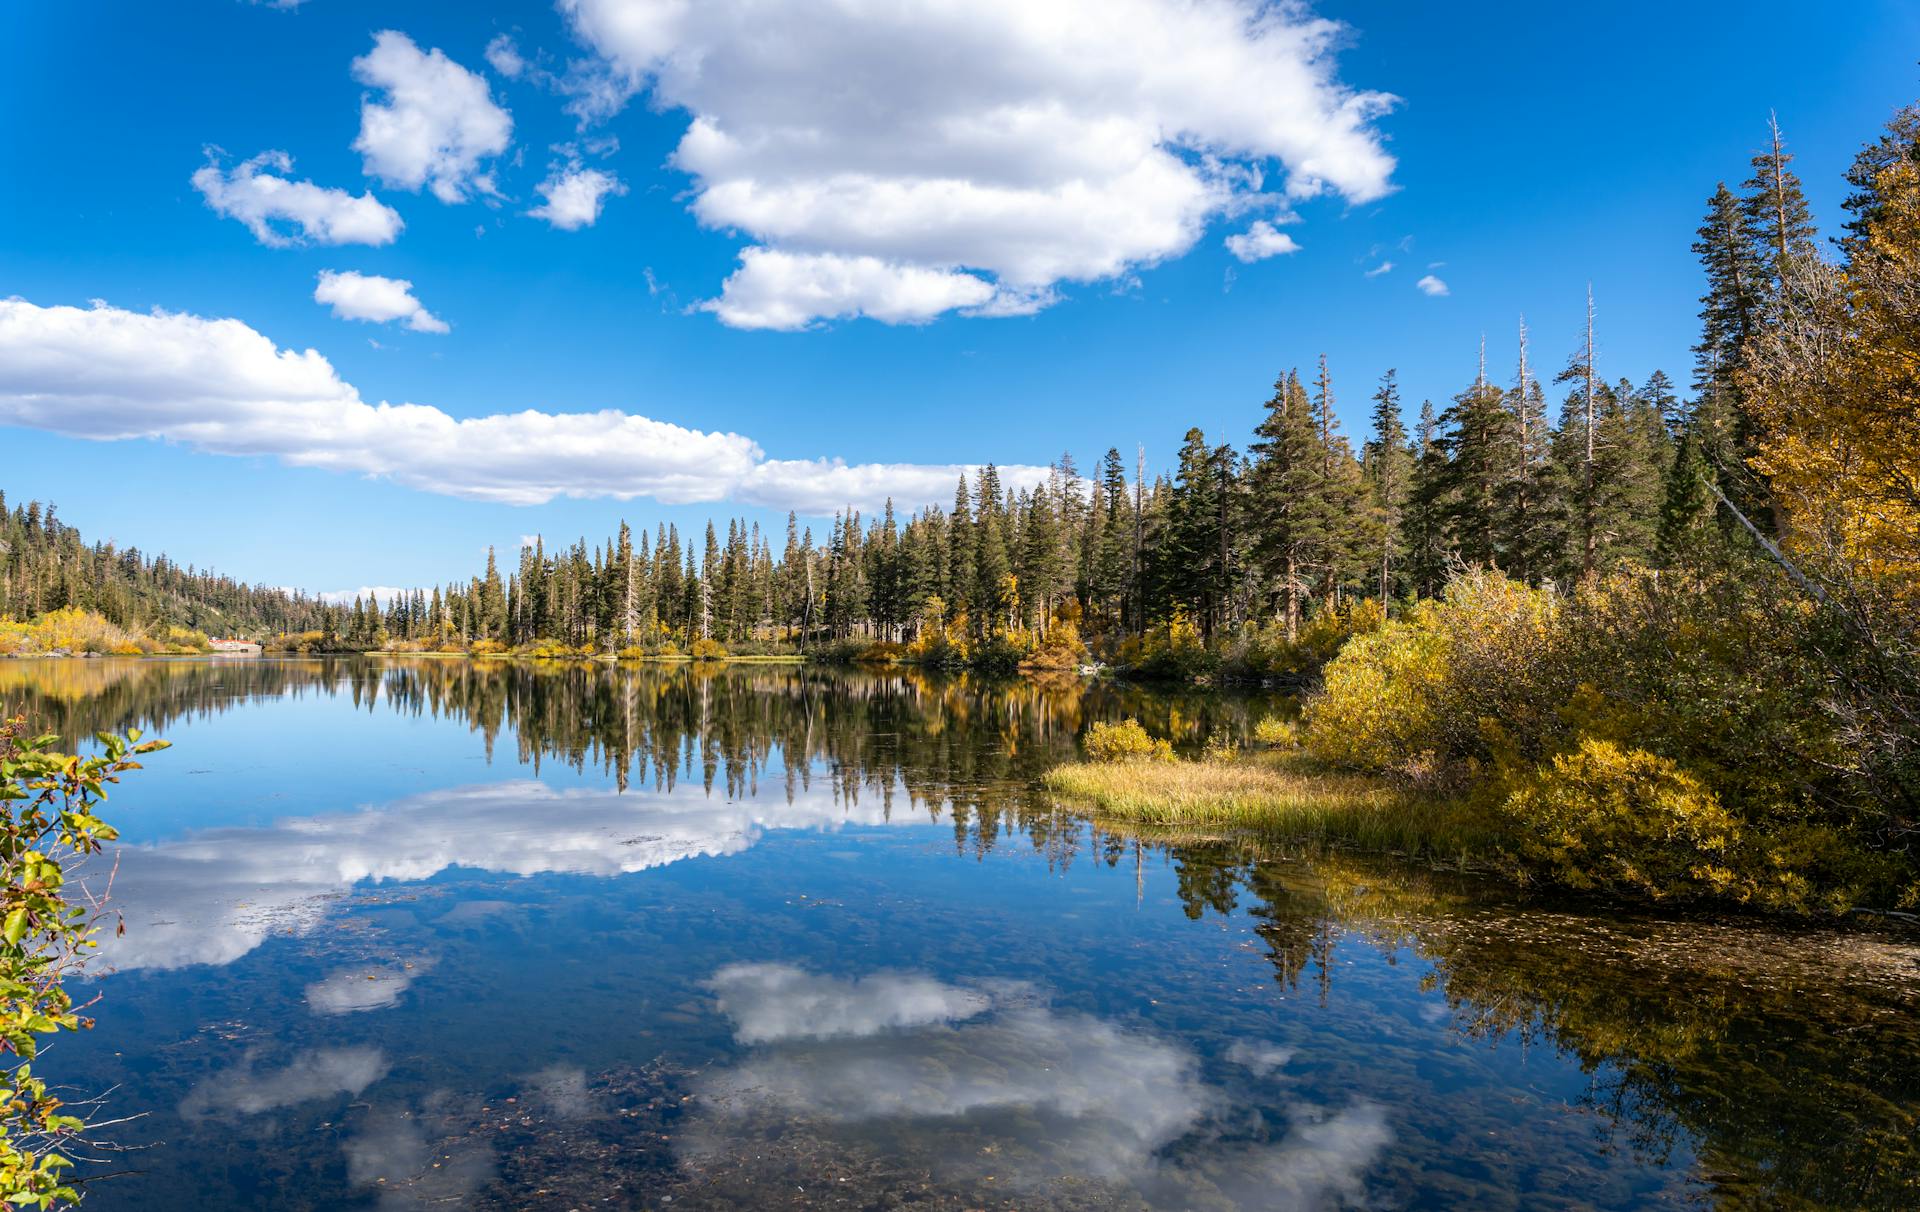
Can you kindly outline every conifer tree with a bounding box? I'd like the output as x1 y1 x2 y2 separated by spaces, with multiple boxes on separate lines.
1249 371 1324 639
947 474 975 621
1362 370 1412 601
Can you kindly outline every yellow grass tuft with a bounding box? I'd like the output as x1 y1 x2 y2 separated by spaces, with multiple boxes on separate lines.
1042 749 1493 859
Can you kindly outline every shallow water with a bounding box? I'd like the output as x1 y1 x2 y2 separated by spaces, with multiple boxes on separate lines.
5 657 1916 1210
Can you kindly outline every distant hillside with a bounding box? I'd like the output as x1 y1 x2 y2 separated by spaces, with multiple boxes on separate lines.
0 490 323 637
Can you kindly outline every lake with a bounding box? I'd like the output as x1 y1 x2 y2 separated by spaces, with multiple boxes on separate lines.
5 657 1916 1210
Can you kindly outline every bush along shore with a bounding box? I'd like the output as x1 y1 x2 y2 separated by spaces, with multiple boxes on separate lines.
1047 566 1918 920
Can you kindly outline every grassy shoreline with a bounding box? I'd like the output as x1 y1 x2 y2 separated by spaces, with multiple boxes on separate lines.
1043 749 1497 864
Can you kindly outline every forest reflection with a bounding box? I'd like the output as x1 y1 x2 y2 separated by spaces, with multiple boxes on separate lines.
6 656 1917 1208
1156 841 1920 1210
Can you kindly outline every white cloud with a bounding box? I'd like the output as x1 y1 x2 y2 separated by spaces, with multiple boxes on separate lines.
528 165 626 230
1364 260 1393 277
1223 219 1302 262
484 33 526 78
703 249 997 331
192 151 403 247
559 0 1395 327
313 270 449 333
353 31 513 204
1416 273 1449 297
180 1047 389 1118
0 297 1046 512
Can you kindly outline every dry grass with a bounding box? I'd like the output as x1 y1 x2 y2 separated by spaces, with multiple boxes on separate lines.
1042 749 1494 860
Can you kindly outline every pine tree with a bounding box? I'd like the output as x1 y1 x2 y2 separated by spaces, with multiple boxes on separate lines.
1402 400 1450 599
947 474 975 622
1436 374 1510 570
1742 114 1819 280
1692 182 1773 530
1493 318 1553 582
1362 370 1412 602
479 547 508 641
1248 370 1325 639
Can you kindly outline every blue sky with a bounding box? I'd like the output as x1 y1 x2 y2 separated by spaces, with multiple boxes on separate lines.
1 0 1914 597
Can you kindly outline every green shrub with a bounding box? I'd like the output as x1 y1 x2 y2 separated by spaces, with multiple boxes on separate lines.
1084 718 1175 764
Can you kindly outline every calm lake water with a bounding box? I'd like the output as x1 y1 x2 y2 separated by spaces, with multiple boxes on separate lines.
5 657 1917 1210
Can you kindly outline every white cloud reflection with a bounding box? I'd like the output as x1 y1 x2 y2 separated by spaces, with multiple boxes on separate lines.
94 779 915 973
694 963 1392 1206
305 960 429 1015
180 1046 389 1119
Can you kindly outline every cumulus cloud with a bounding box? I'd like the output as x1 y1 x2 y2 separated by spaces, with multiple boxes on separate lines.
704 249 998 330
313 270 449 333
0 297 1046 513
180 1047 389 1119
192 151 403 247
559 0 1395 328
353 31 512 203
91 779 925 972
528 165 626 229
484 33 526 78
1416 274 1449 297
693 964 1393 1205
1224 219 1302 262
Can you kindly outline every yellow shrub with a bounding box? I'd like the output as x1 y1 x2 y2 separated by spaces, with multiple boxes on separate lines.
1293 597 1387 667
1202 727 1240 763
1304 617 1449 774
0 607 152 655
690 637 728 661
1499 738 1743 901
1021 616 1088 671
1252 715 1298 748
1084 718 1175 764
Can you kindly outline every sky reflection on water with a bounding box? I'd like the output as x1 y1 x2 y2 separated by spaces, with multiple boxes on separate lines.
4 657 1913 1210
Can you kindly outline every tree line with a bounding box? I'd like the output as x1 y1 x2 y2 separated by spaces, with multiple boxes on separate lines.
7 102 1912 668
0 496 327 638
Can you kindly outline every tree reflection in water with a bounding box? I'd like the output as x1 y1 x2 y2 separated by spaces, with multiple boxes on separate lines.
7 656 1916 1208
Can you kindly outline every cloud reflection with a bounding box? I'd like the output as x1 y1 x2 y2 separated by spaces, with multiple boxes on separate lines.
94 780 915 972
345 1107 496 1211
707 963 992 1043
694 964 1392 1206
305 960 430 1015
179 1046 388 1119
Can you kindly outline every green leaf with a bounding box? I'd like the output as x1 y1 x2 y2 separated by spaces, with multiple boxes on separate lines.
2 910 26 947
